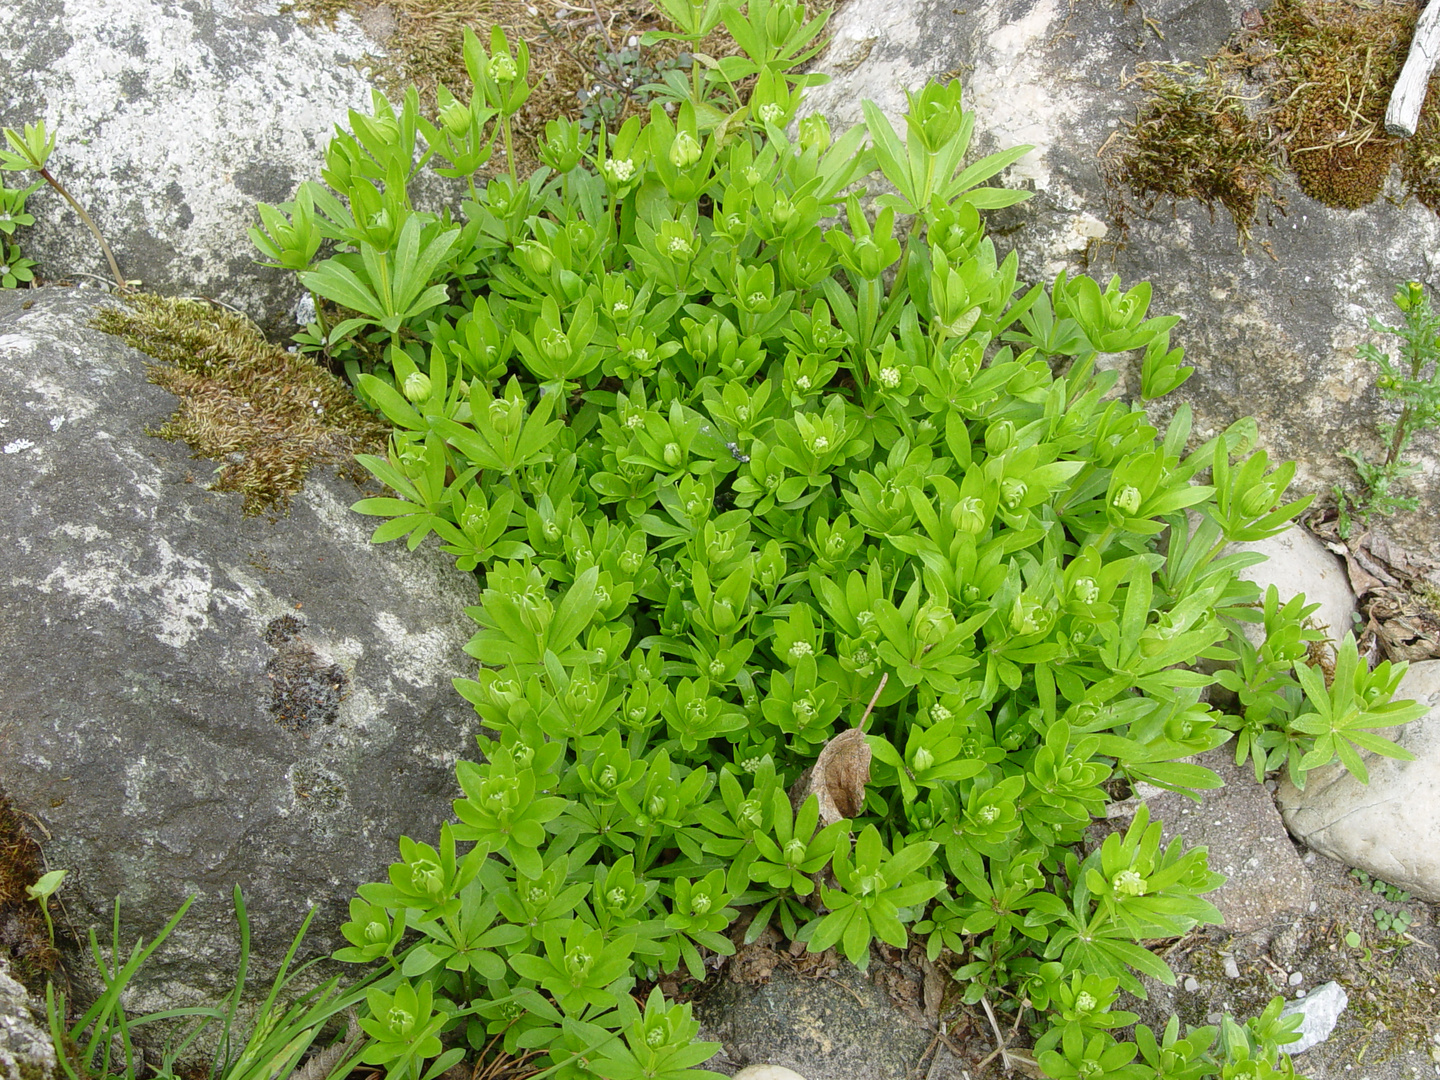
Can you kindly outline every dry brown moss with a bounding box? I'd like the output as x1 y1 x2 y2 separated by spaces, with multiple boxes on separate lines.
1111 0 1440 222
94 294 387 516
1112 61 1282 239
0 793 59 991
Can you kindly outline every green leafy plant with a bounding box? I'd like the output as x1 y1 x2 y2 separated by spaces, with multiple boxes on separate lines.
1335 281 1440 537
244 4 1425 1074
1 121 126 290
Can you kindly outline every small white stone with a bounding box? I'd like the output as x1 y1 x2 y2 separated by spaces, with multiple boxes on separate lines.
734 1068 808 1080
1223 956 1241 979
1290 972 1304 986
1281 981 1348 1052
1184 976 1200 992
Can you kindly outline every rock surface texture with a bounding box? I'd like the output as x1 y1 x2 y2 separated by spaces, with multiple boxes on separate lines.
0 961 56 1080
0 287 481 1017
698 961 933 1080
805 0 1440 565
1278 659 1440 901
1121 749 1313 933
0 0 378 331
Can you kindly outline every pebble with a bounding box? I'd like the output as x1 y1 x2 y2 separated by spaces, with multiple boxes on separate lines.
1290 972 1304 985
734 1068 808 1080
1185 976 1200 992
1223 956 1241 979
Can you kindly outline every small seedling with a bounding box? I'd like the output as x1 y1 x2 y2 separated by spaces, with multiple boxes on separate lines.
1335 281 1440 537
24 868 66 947
1374 907 1413 934
0 121 127 291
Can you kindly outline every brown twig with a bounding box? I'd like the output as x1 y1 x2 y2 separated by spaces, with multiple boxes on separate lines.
858 671 888 729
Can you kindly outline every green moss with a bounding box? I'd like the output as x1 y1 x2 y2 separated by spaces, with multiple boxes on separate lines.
92 294 387 516
1266 0 1412 210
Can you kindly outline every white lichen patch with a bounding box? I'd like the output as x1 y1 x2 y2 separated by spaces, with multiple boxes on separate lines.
2 438 36 453
966 0 1071 190
372 610 460 688
31 535 250 648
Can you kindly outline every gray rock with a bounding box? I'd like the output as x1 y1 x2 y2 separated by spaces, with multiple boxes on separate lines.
804 0 1440 566
0 288 481 1023
0 960 57 1080
1278 660 1440 901
698 962 933 1080
1114 749 1313 933
0 0 381 332
1280 980 1348 1054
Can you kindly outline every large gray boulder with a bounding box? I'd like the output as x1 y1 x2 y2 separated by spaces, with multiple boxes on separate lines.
0 287 480 1019
0 0 380 332
807 0 1440 565
1278 659 1440 901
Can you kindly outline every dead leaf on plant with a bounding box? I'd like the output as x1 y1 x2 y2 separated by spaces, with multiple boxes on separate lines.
789 726 871 827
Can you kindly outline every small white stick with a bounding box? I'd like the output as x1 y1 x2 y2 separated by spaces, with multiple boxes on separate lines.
1386 0 1440 137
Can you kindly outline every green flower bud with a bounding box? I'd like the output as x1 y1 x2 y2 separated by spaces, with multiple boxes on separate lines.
440 100 471 136
1239 482 1276 518
402 372 433 403
603 157 636 185
951 496 986 535
1000 477 1027 509
663 441 683 467
668 130 701 169
1071 576 1100 606
1112 869 1147 897
798 113 831 153
1112 484 1142 516
387 1007 415 1036
912 745 935 772
985 420 1015 457
489 53 518 82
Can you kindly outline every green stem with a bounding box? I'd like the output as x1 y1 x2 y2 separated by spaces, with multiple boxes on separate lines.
40 167 126 291
502 114 517 183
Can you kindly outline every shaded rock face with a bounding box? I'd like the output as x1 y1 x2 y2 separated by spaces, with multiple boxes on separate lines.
809 0 1440 562
1279 659 1440 901
0 288 481 1016
0 0 379 333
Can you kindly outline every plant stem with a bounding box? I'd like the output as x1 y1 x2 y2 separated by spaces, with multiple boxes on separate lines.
39 167 126 291
502 115 517 183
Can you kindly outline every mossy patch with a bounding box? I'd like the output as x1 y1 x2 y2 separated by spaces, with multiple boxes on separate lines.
1267 0 1413 210
1110 0 1438 222
1111 61 1282 240
0 792 59 992
93 294 387 516
285 0 741 175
